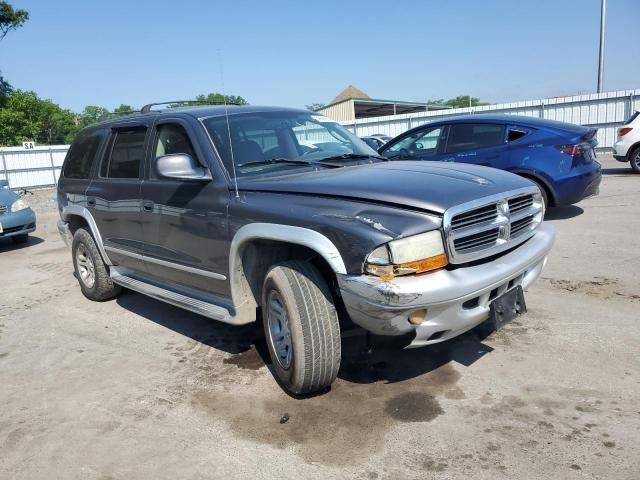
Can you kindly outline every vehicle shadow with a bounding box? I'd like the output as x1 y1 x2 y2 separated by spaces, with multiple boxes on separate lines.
544 205 584 220
0 235 45 252
601 167 634 175
338 323 495 385
115 290 262 355
116 288 497 391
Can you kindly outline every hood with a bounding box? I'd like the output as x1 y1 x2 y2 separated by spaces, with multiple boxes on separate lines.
0 188 19 206
237 161 534 214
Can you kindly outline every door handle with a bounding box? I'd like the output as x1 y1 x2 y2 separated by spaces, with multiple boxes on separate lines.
142 201 154 212
87 197 96 207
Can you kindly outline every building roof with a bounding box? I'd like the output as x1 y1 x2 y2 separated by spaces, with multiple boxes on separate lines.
330 85 370 104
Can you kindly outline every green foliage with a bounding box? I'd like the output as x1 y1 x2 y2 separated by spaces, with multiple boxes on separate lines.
0 72 12 107
113 104 135 115
305 103 325 111
428 96 490 108
0 1 29 41
172 92 248 107
0 90 77 145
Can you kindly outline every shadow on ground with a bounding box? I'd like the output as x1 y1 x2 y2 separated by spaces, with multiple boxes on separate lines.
115 289 496 389
601 167 635 175
545 206 584 220
0 235 45 252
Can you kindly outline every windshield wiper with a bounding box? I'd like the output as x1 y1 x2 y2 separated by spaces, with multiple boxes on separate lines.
317 153 388 164
237 158 321 168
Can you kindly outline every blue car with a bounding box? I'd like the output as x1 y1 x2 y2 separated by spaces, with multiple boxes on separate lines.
0 180 36 244
378 114 602 208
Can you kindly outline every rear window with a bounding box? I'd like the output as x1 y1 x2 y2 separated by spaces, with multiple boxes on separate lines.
624 111 639 125
63 129 106 179
446 124 505 153
100 127 147 179
507 128 528 142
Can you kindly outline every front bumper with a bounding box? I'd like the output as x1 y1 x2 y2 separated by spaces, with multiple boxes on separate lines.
0 208 36 239
338 223 555 348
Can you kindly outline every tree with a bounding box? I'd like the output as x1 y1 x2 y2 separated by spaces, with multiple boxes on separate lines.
113 104 135 115
0 72 12 107
0 1 29 41
173 92 248 107
427 96 489 108
305 103 325 111
78 105 111 128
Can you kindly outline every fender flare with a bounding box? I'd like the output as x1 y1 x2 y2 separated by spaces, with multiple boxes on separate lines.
61 205 114 266
229 223 347 316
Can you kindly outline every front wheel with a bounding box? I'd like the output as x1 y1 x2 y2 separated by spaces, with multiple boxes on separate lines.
262 260 341 395
630 147 640 174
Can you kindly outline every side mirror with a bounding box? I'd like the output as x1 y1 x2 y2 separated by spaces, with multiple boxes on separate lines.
155 154 212 182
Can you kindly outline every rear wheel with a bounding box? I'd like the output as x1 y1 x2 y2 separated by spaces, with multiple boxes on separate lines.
262 260 341 395
630 147 640 174
72 228 121 301
526 177 549 211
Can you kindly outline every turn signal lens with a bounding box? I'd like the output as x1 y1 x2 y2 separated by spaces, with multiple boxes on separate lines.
396 254 449 275
408 309 427 325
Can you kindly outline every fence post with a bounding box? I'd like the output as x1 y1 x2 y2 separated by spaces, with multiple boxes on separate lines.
0 149 8 187
540 101 545 119
49 147 58 186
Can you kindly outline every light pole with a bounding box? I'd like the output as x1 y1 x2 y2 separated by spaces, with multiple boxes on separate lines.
597 0 606 93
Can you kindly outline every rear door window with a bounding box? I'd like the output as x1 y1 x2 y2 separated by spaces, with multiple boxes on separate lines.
507 128 529 142
446 124 505 153
100 127 147 179
63 129 106 179
624 111 639 125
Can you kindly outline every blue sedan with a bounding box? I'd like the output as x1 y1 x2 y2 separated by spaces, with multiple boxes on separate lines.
378 114 602 208
0 180 36 244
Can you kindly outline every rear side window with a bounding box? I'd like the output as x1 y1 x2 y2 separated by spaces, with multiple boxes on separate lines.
507 128 528 142
446 124 505 153
63 129 106 179
100 127 147 179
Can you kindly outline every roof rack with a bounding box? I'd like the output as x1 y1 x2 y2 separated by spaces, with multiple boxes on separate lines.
140 100 245 114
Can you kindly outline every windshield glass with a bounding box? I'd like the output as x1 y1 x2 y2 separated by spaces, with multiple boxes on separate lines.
201 110 378 178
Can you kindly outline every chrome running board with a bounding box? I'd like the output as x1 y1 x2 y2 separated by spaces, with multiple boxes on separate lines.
110 267 242 324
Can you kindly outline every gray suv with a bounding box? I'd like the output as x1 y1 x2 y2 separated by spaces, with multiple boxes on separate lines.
57 105 555 394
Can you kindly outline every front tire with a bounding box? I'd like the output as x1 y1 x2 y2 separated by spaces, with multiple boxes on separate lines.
630 146 640 174
72 228 121 301
262 260 341 395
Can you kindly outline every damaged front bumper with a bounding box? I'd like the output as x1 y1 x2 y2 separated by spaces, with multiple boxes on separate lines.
338 223 555 348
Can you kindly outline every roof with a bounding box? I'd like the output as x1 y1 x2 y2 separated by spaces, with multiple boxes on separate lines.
83 105 312 130
330 85 370 104
411 114 591 134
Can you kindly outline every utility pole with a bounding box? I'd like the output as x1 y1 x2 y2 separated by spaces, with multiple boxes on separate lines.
597 0 606 93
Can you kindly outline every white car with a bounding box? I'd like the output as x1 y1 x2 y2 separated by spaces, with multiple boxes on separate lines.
613 110 640 173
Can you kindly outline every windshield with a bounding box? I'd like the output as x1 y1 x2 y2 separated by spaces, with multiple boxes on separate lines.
201 110 378 178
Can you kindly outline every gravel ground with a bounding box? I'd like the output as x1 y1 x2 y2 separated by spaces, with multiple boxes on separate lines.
0 155 639 480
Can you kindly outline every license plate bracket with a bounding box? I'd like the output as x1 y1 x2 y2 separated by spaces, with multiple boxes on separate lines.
490 286 527 331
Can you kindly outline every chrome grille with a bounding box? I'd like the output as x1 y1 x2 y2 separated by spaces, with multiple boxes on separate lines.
0 204 7 215
444 187 543 264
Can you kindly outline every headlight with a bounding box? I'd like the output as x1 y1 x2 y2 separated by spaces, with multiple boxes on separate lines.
365 230 448 279
11 198 29 212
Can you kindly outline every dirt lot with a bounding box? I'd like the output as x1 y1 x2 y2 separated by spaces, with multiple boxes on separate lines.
1 154 639 479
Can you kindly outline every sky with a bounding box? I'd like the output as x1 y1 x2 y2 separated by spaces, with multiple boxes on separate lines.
0 0 639 112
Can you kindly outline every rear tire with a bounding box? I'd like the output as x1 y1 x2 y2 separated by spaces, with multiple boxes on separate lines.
11 234 28 244
72 227 121 301
527 177 549 211
630 147 640 174
262 260 341 395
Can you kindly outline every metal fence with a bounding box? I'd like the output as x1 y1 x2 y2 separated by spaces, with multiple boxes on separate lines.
0 145 69 190
344 88 640 151
1 89 638 190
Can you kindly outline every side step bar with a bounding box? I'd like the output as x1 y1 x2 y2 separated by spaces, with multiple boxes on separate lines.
110 268 237 323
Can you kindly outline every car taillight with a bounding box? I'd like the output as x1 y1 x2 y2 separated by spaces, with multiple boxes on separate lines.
559 143 587 156
617 127 633 137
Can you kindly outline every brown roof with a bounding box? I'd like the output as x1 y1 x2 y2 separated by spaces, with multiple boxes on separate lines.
330 85 370 104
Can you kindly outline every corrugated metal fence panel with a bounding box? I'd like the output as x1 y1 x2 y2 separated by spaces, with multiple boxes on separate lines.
346 89 640 151
0 146 70 190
